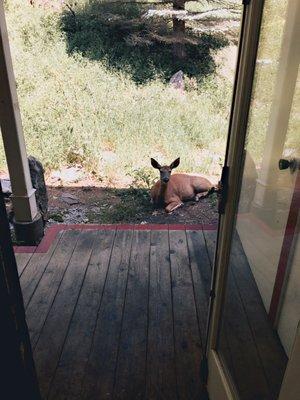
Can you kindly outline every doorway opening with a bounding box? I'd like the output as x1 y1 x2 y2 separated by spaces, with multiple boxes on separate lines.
1 0 242 228
2 1 299 400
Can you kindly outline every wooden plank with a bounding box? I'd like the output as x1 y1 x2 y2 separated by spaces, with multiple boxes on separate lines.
146 230 178 400
20 231 63 308
15 252 34 276
169 230 202 400
47 229 116 400
33 230 97 398
201 230 217 267
186 229 212 344
202 229 236 376
26 229 81 348
81 229 133 399
220 266 271 400
230 236 288 398
113 230 151 400
203 229 270 396
203 229 287 398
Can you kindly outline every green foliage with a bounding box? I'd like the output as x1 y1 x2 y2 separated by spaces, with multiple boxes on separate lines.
0 0 233 183
87 188 152 223
129 167 156 189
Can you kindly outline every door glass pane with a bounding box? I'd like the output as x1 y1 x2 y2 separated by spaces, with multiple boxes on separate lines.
217 0 299 398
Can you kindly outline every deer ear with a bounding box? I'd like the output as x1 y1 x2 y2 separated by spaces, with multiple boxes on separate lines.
170 157 180 169
151 158 161 169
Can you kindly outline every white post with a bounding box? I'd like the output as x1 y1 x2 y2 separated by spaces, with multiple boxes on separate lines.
0 1 43 244
0 1 38 222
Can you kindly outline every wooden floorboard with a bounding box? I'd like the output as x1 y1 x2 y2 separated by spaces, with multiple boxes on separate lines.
224 267 271 399
113 230 151 400
19 227 288 400
34 230 97 398
48 229 116 400
81 229 133 400
146 230 177 400
204 230 269 397
169 230 202 400
201 230 237 375
186 229 212 345
203 230 286 400
15 252 35 276
20 231 64 308
230 236 288 399
26 230 81 348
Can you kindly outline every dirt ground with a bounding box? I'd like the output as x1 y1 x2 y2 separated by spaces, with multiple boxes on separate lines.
47 184 219 226
2 168 219 227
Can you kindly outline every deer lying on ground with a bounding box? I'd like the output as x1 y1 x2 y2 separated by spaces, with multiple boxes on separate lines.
150 157 215 213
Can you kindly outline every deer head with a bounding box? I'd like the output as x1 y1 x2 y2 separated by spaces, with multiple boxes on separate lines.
151 157 180 184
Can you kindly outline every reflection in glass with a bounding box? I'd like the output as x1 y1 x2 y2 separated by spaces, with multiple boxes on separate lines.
217 1 299 398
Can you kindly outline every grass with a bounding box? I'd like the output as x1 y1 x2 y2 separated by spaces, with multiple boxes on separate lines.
0 0 237 186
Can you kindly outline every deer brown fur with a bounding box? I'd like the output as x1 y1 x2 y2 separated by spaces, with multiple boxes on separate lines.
150 157 214 213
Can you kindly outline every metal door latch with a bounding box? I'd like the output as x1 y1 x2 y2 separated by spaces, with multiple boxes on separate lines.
218 166 229 214
279 158 300 173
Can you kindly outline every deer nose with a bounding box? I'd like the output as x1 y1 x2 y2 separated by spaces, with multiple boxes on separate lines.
163 177 169 183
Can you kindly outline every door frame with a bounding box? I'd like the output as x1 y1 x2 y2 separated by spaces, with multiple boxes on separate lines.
0 184 41 398
205 1 265 397
205 0 300 399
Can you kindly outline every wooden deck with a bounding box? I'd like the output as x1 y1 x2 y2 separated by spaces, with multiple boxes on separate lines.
16 227 287 400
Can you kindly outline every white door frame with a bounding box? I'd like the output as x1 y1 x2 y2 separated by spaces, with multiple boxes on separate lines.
205 2 265 397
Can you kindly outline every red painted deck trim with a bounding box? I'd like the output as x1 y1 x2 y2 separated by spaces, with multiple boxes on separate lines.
13 246 37 254
269 171 300 325
13 223 218 254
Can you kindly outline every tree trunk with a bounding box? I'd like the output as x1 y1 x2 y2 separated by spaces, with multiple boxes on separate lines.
172 0 186 60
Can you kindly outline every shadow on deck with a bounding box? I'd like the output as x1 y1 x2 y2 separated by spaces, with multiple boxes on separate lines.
15 226 287 399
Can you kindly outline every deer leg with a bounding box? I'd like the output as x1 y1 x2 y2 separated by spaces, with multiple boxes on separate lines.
195 186 216 201
165 200 183 213
195 191 209 201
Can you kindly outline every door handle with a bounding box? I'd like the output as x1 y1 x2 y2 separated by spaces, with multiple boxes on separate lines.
279 158 300 173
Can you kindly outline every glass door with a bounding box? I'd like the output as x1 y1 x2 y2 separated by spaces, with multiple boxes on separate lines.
206 1 300 399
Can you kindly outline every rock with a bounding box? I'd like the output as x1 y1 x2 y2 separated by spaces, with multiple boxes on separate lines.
61 193 80 205
1 179 12 196
60 167 84 183
28 156 48 221
49 170 61 184
170 70 184 91
101 151 117 164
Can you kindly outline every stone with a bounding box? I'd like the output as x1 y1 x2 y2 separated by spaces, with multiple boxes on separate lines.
60 166 84 183
1 178 12 196
61 193 80 205
101 151 117 164
170 70 184 91
28 156 48 221
49 170 61 184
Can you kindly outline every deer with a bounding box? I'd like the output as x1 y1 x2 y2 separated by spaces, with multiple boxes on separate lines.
150 157 215 213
